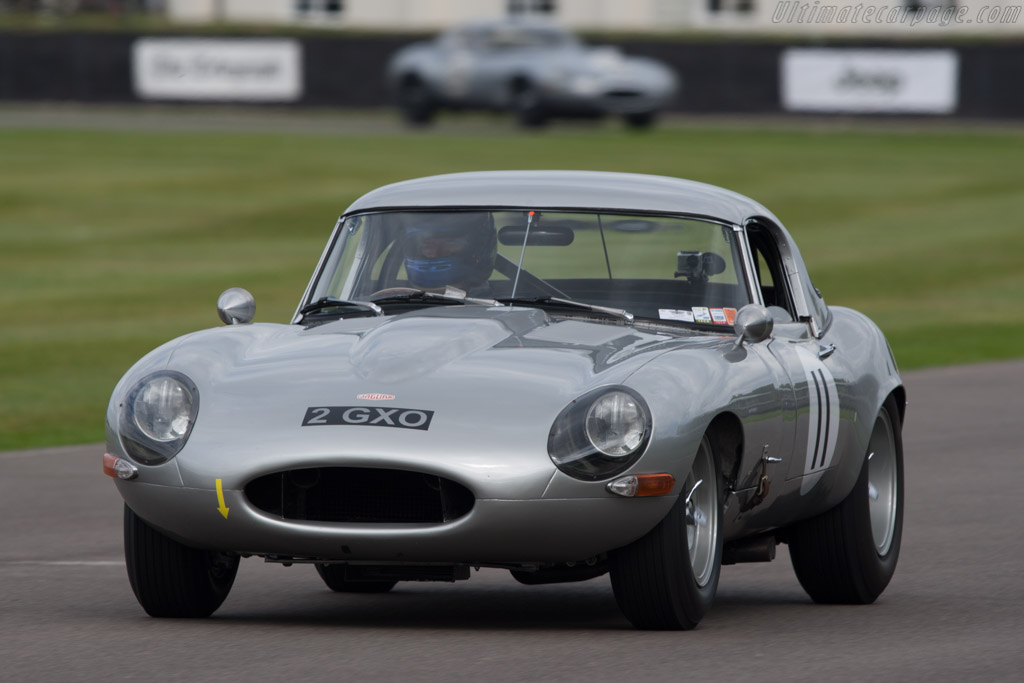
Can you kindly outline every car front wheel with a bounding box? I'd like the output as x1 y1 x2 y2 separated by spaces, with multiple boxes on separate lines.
124 504 239 617
511 80 547 127
787 394 904 603
608 434 723 629
624 111 656 129
398 76 436 126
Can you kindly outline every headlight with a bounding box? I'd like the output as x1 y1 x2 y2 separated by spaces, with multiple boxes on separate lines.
585 391 646 456
541 66 568 89
119 371 199 465
548 387 651 481
569 74 601 97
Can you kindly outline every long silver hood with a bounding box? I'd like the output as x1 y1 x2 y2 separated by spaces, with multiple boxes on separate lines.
115 306 687 498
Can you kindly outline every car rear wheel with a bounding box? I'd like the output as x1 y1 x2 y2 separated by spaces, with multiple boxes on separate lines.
123 504 239 617
788 395 904 603
315 563 397 593
608 434 723 630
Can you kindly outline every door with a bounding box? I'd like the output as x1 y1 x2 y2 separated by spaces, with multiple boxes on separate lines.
747 222 845 494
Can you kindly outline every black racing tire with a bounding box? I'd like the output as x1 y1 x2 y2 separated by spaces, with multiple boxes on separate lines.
511 80 548 128
124 504 239 618
788 394 904 604
624 111 657 129
608 435 724 630
315 563 398 593
398 76 436 126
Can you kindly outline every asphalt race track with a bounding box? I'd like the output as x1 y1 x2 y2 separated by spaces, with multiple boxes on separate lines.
2 360 1022 681
4 103 1023 137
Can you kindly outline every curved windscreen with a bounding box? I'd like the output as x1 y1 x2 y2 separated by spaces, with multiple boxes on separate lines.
308 210 752 327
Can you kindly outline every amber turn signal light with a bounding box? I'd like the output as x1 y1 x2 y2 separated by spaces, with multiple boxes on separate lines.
606 473 675 498
103 453 139 480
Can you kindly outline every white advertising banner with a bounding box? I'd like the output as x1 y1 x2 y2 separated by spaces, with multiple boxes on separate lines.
781 49 959 114
132 38 302 102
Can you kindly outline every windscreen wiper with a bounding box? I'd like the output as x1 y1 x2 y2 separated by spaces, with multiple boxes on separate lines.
497 296 634 323
371 286 500 307
299 297 383 320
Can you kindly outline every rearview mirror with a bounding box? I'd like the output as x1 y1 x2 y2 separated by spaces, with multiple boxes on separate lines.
498 225 575 246
609 219 655 233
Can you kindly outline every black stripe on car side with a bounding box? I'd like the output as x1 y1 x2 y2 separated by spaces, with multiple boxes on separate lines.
811 371 824 470
818 369 832 470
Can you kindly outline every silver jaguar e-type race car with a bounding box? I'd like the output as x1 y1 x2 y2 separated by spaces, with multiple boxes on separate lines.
104 171 905 630
387 19 677 127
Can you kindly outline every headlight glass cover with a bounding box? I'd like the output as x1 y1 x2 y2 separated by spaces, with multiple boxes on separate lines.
548 387 651 481
585 391 646 456
119 371 199 465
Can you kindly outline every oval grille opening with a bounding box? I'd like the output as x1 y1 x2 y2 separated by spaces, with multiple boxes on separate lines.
245 467 475 523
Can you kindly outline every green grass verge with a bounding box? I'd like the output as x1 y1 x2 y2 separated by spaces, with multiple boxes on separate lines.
2 118 1023 449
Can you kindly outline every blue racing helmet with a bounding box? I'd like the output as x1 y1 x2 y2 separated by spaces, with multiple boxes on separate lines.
404 213 497 289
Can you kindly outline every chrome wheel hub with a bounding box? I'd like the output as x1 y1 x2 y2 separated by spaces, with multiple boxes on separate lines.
685 438 718 587
867 410 898 556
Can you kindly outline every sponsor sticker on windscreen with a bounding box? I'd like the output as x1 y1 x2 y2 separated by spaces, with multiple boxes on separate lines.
658 308 695 322
692 307 713 324
302 406 434 431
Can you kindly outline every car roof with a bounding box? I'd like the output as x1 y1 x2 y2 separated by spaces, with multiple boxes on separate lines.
342 171 781 226
446 17 570 34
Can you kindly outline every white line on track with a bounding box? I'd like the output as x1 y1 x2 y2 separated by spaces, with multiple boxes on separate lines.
0 444 102 459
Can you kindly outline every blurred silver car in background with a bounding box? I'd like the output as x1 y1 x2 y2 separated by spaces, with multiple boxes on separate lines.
387 19 678 127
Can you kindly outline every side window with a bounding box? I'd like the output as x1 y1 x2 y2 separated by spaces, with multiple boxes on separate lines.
748 226 796 320
755 249 774 291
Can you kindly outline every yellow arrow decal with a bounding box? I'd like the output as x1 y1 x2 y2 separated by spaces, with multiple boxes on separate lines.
215 478 230 519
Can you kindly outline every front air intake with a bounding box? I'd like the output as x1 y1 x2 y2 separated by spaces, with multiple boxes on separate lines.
244 467 474 524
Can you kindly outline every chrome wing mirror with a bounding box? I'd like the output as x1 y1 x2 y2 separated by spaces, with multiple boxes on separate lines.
733 304 773 348
217 288 255 325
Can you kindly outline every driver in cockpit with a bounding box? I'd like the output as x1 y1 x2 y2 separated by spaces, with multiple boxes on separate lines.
403 212 497 293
